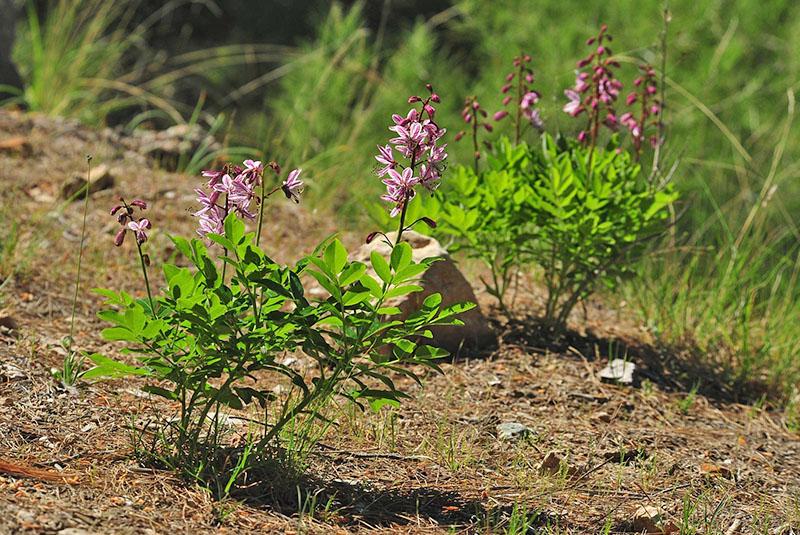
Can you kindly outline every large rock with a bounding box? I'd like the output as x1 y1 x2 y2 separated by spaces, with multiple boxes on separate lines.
352 231 494 355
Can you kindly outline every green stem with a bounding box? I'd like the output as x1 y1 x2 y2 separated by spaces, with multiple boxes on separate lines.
136 241 155 314
68 155 92 344
256 177 266 247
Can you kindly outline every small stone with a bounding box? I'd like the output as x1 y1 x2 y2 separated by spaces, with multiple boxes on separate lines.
0 314 18 337
496 422 530 441
58 529 94 535
0 136 32 157
592 411 612 423
60 164 115 200
632 505 664 533
539 451 579 477
700 462 733 479
599 358 636 385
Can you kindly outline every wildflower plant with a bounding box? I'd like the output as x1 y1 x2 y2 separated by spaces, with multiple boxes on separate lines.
427 29 677 327
87 87 471 495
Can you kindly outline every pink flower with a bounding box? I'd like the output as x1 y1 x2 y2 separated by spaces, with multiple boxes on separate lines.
282 169 304 203
520 91 539 109
375 144 396 177
382 167 418 217
563 90 583 116
127 219 151 244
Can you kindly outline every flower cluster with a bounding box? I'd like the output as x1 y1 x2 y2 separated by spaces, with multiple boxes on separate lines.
563 24 623 144
110 198 151 247
494 54 543 135
375 84 447 217
194 159 303 237
620 64 661 155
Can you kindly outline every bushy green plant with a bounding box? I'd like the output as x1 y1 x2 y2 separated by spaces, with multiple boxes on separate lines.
526 135 677 326
432 135 676 328
84 87 470 495
87 212 468 492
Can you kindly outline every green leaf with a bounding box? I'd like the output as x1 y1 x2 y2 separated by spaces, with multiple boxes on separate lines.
324 239 348 274
370 251 391 284
81 353 149 380
390 242 413 271
339 262 366 287
385 284 422 300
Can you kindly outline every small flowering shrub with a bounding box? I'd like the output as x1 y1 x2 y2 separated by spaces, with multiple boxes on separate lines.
86 88 473 494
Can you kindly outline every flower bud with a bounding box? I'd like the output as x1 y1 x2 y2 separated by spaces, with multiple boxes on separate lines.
454 131 465 142
420 217 437 228
626 93 637 106
365 231 379 244
474 151 481 160
408 95 422 103
130 199 147 210
114 227 126 247
493 110 509 121
523 54 531 62
483 123 493 132
268 161 281 175
501 84 512 94
110 205 123 215
502 96 512 106
505 72 515 82
430 93 440 103
142 254 151 266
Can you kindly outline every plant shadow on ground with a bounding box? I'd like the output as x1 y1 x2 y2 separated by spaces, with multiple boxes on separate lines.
497 314 774 406
217 458 557 529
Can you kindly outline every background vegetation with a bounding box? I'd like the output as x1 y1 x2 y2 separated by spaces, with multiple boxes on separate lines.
7 0 800 402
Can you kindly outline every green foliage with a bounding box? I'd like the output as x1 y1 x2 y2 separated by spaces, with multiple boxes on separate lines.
89 214 471 495
432 136 676 327
526 136 677 326
429 140 537 315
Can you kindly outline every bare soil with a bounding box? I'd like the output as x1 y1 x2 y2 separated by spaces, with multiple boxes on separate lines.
0 111 798 534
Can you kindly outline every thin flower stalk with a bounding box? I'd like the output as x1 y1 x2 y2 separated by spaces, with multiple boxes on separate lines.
494 54 543 144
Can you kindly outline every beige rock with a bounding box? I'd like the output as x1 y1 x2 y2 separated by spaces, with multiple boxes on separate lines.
632 505 664 534
61 164 115 200
352 231 493 354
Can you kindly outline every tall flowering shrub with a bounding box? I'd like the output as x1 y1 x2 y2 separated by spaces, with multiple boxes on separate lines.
87 87 472 495
426 28 677 328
